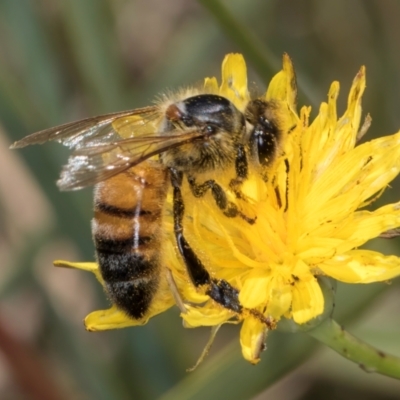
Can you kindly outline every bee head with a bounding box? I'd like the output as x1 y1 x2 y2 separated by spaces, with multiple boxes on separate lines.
161 94 245 173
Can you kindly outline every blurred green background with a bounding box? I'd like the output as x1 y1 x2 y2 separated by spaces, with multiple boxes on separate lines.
1 0 400 399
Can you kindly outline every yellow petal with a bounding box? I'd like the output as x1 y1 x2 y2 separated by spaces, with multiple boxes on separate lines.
265 276 293 319
302 202 400 254
85 305 144 330
319 250 400 283
239 271 270 308
291 276 324 324
54 260 103 283
182 304 234 327
336 66 366 148
220 53 249 108
332 203 400 252
266 53 297 108
203 77 219 93
301 82 340 178
240 316 267 364
303 131 400 227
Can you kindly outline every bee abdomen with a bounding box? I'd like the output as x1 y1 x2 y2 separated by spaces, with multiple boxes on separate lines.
92 164 168 319
105 279 159 320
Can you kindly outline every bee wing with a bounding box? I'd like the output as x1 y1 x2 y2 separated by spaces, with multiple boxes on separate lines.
58 130 205 191
10 106 160 150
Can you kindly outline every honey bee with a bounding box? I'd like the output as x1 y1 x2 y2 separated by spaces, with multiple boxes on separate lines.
11 91 282 325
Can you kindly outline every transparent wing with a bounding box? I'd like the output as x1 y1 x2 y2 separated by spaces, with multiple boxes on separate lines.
58 130 206 191
10 106 160 150
11 104 212 191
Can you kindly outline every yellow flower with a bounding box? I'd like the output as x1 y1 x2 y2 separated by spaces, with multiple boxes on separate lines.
56 54 400 364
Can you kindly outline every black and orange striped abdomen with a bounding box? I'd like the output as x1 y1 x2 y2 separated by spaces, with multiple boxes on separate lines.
92 162 168 319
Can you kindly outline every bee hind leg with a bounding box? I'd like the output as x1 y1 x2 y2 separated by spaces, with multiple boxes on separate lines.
169 168 270 324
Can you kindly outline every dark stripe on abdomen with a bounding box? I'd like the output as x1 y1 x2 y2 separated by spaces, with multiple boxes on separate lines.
97 252 157 282
94 235 152 254
96 202 152 219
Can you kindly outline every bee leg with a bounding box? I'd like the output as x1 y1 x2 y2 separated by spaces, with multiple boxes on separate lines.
170 167 274 328
165 267 187 314
187 174 255 224
170 167 242 313
229 144 248 200
187 325 222 372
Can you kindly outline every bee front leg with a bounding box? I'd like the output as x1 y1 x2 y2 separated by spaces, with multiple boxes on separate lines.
187 174 255 224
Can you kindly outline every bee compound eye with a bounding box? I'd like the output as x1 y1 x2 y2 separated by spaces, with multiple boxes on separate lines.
252 130 276 167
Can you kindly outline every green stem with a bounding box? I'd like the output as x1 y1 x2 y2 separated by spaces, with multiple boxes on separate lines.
198 0 279 82
308 318 400 379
